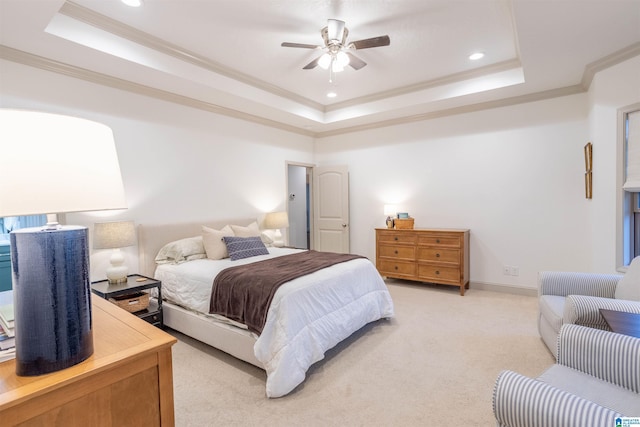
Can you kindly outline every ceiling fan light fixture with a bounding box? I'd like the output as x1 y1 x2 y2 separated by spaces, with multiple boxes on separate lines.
335 51 350 68
318 53 332 70
121 0 143 7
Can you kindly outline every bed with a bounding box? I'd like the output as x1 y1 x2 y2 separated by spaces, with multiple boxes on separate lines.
137 219 395 398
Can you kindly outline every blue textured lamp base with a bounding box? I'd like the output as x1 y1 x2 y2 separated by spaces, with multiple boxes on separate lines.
10 226 94 376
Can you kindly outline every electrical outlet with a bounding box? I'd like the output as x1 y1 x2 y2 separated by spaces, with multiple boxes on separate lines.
511 266 520 276
503 265 511 275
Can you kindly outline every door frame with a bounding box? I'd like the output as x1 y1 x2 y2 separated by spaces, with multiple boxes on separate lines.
285 161 315 249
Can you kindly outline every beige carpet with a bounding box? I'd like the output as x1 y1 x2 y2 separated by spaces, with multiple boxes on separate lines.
169 280 554 426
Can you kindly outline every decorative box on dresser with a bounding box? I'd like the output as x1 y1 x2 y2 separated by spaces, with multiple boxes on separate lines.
376 228 470 295
0 295 176 426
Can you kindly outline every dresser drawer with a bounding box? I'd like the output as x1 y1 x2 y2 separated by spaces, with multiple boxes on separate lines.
377 260 416 277
378 244 416 260
418 234 461 248
417 247 460 264
377 231 417 245
418 264 460 283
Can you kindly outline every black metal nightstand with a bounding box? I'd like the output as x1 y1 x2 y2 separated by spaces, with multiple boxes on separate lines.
91 274 163 328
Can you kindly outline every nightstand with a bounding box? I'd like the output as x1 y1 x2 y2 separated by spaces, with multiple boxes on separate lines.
91 274 163 328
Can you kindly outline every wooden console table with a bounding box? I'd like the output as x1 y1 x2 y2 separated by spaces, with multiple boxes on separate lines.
0 295 176 426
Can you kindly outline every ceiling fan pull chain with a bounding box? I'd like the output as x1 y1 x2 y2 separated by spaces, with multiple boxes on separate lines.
329 57 335 83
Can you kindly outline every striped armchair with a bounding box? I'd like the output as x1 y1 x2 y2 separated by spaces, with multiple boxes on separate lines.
538 268 640 358
493 324 640 427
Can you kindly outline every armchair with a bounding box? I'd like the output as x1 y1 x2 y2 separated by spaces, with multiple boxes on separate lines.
493 324 640 427
538 258 640 358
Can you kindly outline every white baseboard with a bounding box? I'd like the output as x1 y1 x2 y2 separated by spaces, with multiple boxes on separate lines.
468 281 537 297
384 278 537 297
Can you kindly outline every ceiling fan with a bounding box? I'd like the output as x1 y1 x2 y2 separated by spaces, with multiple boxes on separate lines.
281 19 390 81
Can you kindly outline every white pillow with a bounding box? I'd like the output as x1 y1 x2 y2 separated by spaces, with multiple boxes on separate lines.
155 236 206 264
616 256 640 301
230 222 260 237
260 229 275 246
202 225 234 260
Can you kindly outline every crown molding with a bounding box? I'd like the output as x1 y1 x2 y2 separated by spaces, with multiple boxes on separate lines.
315 85 585 138
325 58 522 112
60 1 324 112
0 45 315 137
2 35 637 139
581 42 640 90
0 44 588 139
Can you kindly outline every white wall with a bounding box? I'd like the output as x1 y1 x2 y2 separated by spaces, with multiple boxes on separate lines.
314 55 640 292
587 55 640 272
315 95 591 291
0 60 315 280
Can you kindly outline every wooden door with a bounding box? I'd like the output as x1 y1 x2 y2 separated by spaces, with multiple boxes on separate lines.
313 165 349 253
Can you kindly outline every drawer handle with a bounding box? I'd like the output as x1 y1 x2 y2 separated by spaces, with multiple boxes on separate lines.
394 266 398 270
436 253 440 257
435 270 440 275
394 237 398 241
394 250 398 254
436 239 440 243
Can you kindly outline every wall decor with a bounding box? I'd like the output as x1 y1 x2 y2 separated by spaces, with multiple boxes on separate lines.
584 142 592 199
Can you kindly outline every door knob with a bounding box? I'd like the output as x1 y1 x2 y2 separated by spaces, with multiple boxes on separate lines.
342 223 347 228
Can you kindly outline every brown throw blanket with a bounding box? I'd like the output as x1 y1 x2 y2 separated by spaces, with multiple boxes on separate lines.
209 250 365 335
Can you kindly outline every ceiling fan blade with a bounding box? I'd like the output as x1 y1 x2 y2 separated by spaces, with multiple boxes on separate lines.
350 35 390 50
346 52 366 70
327 19 346 42
281 42 320 49
303 56 321 70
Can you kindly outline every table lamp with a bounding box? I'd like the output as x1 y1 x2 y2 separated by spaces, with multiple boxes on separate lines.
0 109 127 376
93 221 136 284
384 204 397 228
264 211 289 247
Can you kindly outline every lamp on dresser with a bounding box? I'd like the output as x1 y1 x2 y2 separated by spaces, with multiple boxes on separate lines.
93 220 136 284
264 211 289 247
0 109 127 376
383 204 397 229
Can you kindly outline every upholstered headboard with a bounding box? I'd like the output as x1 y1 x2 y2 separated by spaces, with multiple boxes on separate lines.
137 218 256 278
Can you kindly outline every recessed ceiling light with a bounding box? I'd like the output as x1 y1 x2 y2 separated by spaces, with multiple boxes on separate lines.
327 92 337 98
121 0 143 7
469 52 484 61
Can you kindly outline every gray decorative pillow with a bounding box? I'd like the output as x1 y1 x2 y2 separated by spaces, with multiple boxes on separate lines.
223 236 269 261
616 256 640 301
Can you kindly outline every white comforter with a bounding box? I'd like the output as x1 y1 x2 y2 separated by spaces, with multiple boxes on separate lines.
155 248 394 397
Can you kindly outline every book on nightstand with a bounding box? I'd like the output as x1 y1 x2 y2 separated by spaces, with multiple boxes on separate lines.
0 304 15 339
0 304 14 326
0 306 16 361
0 346 15 362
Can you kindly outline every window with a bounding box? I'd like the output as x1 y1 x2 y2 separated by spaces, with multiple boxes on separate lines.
622 108 640 266
0 215 47 236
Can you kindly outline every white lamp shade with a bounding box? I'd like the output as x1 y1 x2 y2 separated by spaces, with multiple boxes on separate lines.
0 109 127 217
264 211 289 229
384 204 398 216
93 221 136 249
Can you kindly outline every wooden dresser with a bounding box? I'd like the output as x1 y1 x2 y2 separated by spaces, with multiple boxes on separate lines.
0 295 176 426
376 228 470 295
